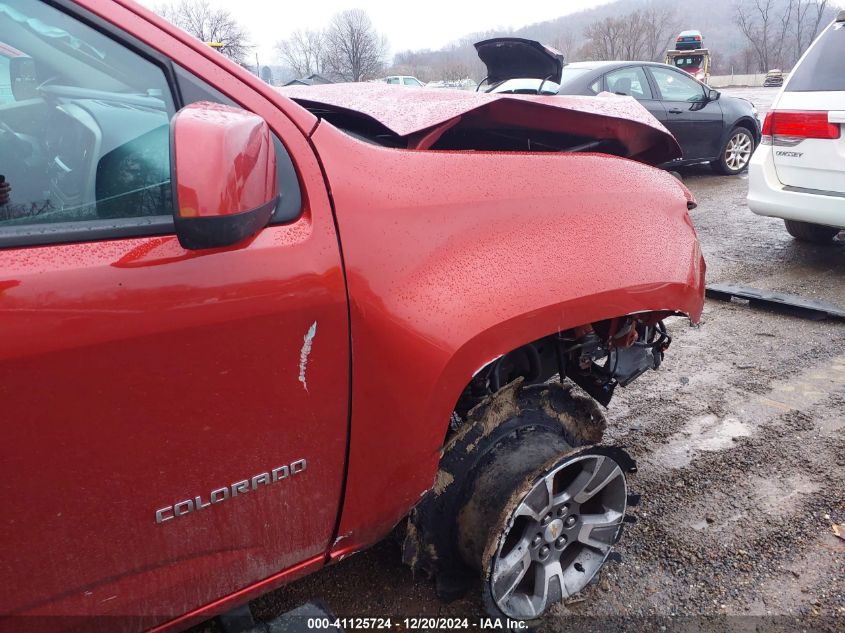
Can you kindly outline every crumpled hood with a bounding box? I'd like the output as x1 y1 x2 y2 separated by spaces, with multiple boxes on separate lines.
474 37 564 84
280 82 681 165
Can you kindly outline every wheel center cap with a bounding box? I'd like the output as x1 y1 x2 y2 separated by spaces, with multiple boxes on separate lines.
544 519 564 543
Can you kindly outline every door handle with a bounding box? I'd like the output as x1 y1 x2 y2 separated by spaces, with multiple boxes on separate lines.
668 108 683 114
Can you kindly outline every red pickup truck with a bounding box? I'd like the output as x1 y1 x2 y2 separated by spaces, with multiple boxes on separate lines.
0 1 705 631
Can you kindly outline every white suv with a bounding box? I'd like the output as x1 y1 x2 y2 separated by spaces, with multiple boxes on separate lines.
747 10 845 243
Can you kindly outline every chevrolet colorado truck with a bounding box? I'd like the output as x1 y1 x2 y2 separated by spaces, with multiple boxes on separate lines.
0 1 705 631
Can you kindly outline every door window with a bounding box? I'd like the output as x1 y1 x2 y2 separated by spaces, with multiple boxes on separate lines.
649 67 705 102
0 0 174 232
604 66 653 99
403 77 422 87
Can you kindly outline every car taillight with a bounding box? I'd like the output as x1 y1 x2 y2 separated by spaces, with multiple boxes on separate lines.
760 111 772 140
694 35 701 40
761 110 840 145
677 37 683 41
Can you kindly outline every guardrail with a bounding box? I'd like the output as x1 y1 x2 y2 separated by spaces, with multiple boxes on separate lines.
709 73 789 88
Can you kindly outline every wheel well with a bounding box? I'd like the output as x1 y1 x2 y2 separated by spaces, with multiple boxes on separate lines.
449 311 676 439
733 118 760 144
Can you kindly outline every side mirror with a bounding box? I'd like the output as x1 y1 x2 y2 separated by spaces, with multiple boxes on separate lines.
171 102 277 250
708 89 720 101
10 56 38 101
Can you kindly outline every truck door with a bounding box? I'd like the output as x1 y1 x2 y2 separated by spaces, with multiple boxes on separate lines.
0 1 348 629
647 65 724 160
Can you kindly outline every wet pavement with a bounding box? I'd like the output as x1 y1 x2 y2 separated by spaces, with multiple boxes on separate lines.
195 86 845 632
721 86 777 116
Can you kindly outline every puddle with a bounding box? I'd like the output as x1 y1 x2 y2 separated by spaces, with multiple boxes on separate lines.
686 473 821 533
647 355 845 471
650 414 752 469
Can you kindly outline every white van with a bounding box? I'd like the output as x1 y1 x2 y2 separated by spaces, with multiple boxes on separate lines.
747 10 845 242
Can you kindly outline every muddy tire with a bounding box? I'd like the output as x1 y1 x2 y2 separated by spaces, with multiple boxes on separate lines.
710 127 754 175
783 219 840 243
404 379 630 621
468 441 628 622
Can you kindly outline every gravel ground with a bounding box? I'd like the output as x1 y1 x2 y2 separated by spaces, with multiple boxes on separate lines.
196 87 845 632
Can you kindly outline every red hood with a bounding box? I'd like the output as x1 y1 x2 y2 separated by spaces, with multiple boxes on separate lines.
280 83 681 165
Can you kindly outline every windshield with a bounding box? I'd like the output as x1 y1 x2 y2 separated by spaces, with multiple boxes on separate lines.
673 56 703 68
0 0 166 96
487 78 560 94
0 2 104 59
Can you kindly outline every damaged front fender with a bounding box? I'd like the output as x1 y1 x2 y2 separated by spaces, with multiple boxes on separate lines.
313 108 704 559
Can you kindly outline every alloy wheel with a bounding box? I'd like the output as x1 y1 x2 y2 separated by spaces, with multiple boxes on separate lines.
725 131 753 172
488 454 627 619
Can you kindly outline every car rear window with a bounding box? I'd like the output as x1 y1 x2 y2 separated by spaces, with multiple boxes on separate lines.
787 21 845 91
559 67 589 84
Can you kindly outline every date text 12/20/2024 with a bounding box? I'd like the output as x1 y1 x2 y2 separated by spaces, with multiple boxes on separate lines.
307 618 530 629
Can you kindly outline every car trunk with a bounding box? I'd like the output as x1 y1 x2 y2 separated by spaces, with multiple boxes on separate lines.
474 38 564 84
773 17 845 194
771 98 845 194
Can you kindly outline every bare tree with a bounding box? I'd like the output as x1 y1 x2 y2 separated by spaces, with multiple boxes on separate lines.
582 8 677 62
549 28 578 62
780 1 798 65
276 29 326 77
641 5 682 61
157 0 249 63
734 0 791 71
583 15 629 60
734 0 836 70
807 0 831 38
323 9 388 82
435 51 470 82
794 0 829 61
620 11 650 60
727 46 758 73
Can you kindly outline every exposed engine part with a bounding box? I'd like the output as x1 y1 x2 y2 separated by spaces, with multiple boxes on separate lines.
565 319 671 405
455 314 672 419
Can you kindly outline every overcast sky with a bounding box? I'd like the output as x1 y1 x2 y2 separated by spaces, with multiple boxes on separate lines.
141 0 614 65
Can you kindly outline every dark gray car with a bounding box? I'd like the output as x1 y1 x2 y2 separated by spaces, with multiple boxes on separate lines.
553 62 761 174
478 42 761 175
